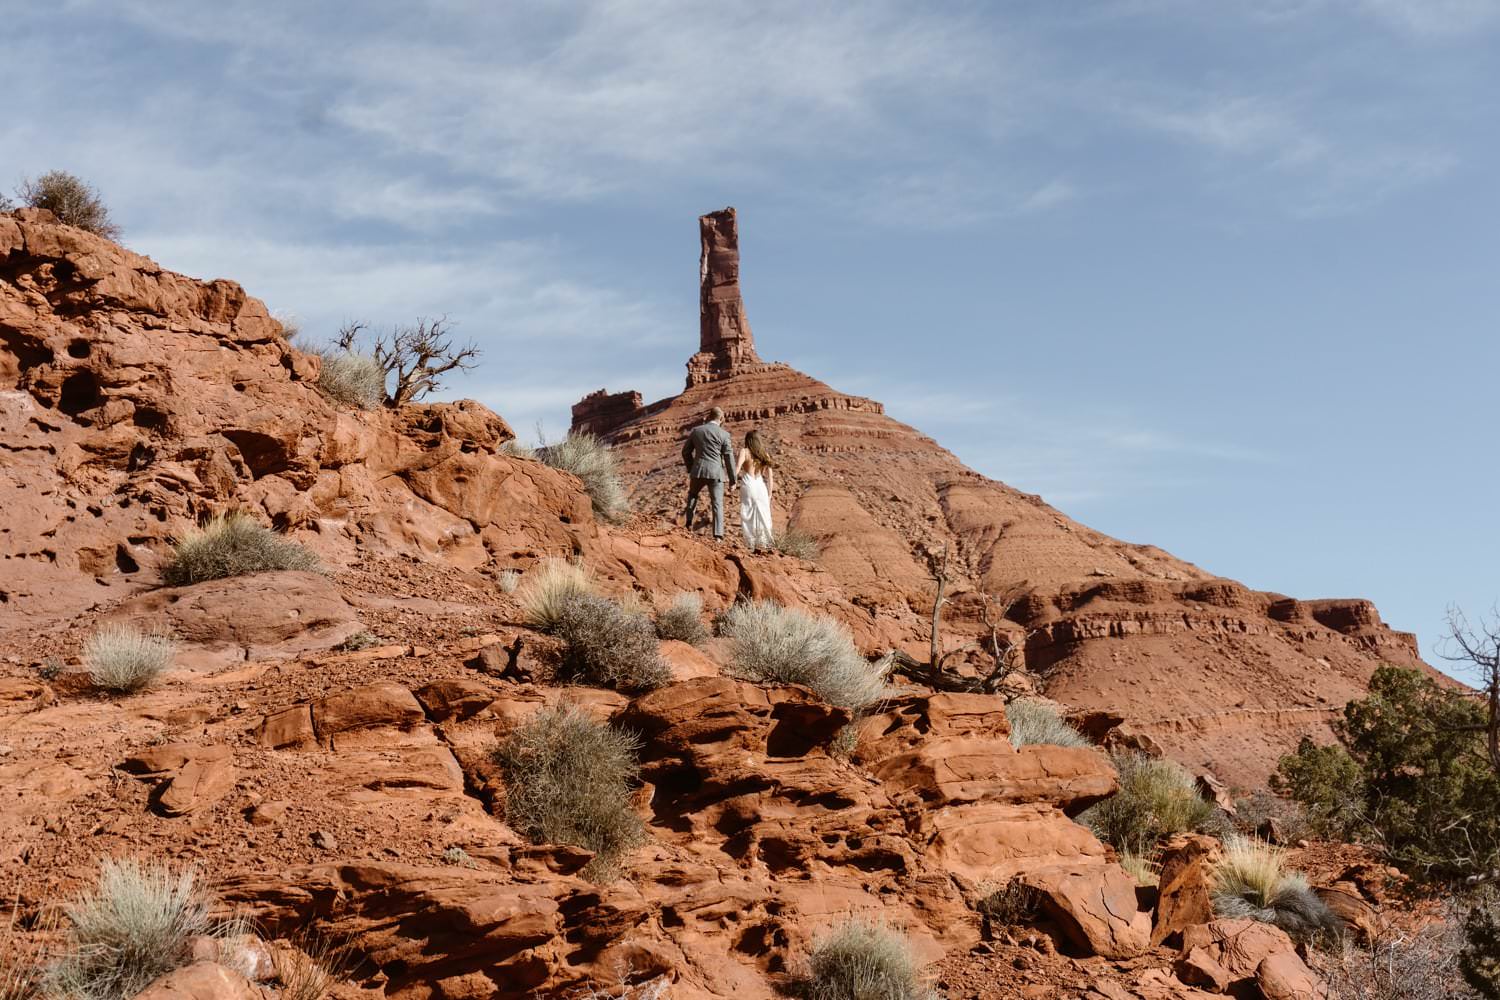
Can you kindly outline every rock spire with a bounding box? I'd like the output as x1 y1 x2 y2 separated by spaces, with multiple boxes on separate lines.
687 207 761 386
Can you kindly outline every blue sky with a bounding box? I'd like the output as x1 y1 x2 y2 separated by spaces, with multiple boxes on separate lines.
4 0 1497 664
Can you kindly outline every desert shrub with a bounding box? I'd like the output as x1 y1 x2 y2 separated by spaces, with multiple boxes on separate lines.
16 171 120 239
517 559 593 631
552 593 670 693
1080 751 1220 856
655 593 708 645
1 911 42 1000
775 527 820 561
1005 699 1091 749
441 846 475 868
497 569 521 594
336 630 380 652
1274 665 1500 882
316 351 385 409
537 433 629 523
1463 888 1500 999
163 513 318 586
0 193 14 213
83 625 175 693
1233 788 1313 843
977 879 1038 928
1314 917 1481 1000
47 859 213 1000
494 704 646 880
1119 851 1160 888
802 920 933 1000
1210 836 1342 943
719 600 889 713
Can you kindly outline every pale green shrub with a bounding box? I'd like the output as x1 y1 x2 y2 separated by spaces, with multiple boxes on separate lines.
517 559 593 632
1005 699 1091 749
84 625 175 693
316 351 384 409
803 920 934 1000
719 600 888 712
1079 751 1221 855
654 593 708 645
163 513 317 585
537 433 629 522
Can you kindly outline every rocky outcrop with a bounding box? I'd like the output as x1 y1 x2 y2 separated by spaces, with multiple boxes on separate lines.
569 207 1432 788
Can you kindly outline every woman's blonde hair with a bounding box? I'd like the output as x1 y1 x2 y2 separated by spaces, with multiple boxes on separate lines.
745 429 775 470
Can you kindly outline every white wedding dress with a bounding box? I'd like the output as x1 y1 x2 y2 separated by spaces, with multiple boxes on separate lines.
740 469 774 550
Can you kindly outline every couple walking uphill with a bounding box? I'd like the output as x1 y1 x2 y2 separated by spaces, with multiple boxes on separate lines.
681 406 776 551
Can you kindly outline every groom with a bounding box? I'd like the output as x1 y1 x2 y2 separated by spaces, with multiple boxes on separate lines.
681 406 737 541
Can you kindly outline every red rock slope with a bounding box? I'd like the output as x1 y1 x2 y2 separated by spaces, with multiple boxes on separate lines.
572 207 1426 789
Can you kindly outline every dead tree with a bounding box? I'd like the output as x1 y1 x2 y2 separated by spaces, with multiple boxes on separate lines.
1440 605 1500 778
884 545 1039 693
336 317 480 407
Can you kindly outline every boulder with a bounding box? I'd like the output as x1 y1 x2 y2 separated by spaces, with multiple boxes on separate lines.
1315 882 1379 944
1176 919 1300 993
108 571 364 665
131 961 258 1000
1021 863 1152 959
415 678 496 721
1152 834 1221 947
870 737 1116 813
119 743 236 817
312 683 424 738
1256 950 1324 1000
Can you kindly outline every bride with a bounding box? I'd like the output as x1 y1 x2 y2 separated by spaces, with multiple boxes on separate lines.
735 429 776 553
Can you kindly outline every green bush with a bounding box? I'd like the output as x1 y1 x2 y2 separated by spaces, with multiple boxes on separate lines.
17 171 120 240
1005 699 1091 749
1274 665 1500 882
47 859 213 1000
163 513 318 586
537 433 629 523
719 600 888 713
84 625 176 693
552 593 670 693
494 704 646 881
1463 888 1500 999
802 920 933 1000
654 593 708 645
316 351 385 409
1211 836 1342 943
1079 751 1221 856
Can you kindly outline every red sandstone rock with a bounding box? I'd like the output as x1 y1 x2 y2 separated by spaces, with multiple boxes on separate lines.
1152 834 1222 947
1256 950 1324 1000
1177 919 1301 993
131 961 258 1000
415 678 496 721
311 683 425 738
1020 863 1152 959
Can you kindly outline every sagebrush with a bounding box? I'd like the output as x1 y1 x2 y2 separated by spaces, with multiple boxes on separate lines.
517 559 594 632
316 351 385 409
47 859 214 1000
1211 836 1342 943
163 513 317 586
494 704 646 881
655 593 709 645
719 600 889 712
16 171 120 239
1312 916 1483 1000
802 920 933 1000
552 593 671 693
497 569 521 594
1119 851 1160 888
1463 888 1500 999
537 433 629 522
1079 751 1221 855
83 625 175 693
1005 699 1091 749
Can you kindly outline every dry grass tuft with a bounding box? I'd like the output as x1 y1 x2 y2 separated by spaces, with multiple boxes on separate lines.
719 600 889 713
316 351 385 409
163 513 317 586
538 433 629 523
654 593 709 645
1005 699 1091 749
774 527 821 561
518 559 594 632
497 569 522 594
84 625 175 693
802 920 934 1000
1079 751 1222 856
1118 851 1160 888
1211 836 1343 943
47 859 214 1000
273 930 356 1000
494 704 646 881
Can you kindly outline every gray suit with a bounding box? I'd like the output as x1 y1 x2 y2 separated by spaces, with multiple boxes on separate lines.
681 421 736 538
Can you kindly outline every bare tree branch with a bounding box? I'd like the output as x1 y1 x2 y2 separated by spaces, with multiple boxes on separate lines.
335 317 481 407
1439 604 1500 777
